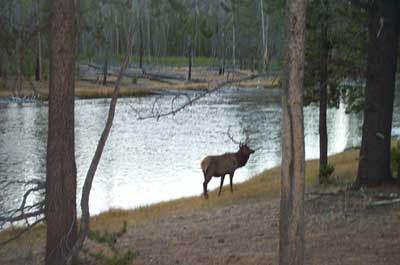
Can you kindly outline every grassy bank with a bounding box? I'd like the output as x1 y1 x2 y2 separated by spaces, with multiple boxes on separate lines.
90 147 359 230
0 147 360 252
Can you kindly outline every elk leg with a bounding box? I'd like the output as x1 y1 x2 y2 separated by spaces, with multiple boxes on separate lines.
218 176 225 196
203 175 212 199
229 174 234 193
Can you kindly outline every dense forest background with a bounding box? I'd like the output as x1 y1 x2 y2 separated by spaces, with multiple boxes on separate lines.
0 0 287 82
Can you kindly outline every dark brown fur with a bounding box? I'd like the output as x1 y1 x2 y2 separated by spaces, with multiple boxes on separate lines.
200 144 255 199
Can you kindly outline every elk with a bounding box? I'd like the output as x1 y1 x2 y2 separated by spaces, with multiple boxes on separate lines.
200 128 255 199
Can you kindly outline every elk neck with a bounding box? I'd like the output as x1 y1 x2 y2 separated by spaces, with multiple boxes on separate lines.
235 149 250 168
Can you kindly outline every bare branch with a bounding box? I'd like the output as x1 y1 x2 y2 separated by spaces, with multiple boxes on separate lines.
132 72 278 121
0 217 45 248
0 178 45 232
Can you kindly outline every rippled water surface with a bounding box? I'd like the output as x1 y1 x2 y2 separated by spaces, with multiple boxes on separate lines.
1 87 399 216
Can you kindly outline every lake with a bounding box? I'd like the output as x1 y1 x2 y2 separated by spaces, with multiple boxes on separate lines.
1 86 399 217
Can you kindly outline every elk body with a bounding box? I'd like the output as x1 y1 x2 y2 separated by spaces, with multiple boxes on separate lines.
201 144 255 199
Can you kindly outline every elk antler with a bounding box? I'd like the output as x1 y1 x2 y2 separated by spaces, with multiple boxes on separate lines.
242 129 251 145
227 126 241 145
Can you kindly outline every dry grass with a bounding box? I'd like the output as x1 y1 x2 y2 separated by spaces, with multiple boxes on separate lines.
0 67 280 100
89 147 360 233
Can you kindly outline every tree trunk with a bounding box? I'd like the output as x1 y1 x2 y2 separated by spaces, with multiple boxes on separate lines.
232 15 236 71
139 19 144 69
319 0 329 183
115 14 120 56
46 0 77 264
188 45 192 81
15 1 22 97
15 38 22 97
279 0 306 264
0 50 3 78
103 55 108 85
260 0 270 71
356 1 400 187
65 55 130 265
264 14 270 71
33 0 42 81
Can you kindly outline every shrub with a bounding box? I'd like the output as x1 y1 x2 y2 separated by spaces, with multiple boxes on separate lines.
85 221 137 265
319 163 335 184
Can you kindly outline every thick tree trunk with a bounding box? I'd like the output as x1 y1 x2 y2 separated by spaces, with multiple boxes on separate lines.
46 0 77 264
356 1 400 187
319 0 329 183
279 0 306 264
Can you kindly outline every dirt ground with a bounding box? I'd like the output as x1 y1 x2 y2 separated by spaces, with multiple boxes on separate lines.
1 190 400 265
91 191 399 265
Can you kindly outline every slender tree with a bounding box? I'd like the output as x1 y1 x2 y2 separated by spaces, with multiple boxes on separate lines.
319 0 329 182
45 0 77 264
356 1 400 187
279 0 306 264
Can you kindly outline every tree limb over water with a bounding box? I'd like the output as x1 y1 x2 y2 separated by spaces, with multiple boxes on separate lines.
130 72 279 121
0 179 45 247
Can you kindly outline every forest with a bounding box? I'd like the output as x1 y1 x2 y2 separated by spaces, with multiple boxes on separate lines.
1 0 400 265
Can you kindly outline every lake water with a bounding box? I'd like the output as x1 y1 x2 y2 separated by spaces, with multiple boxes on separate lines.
1 86 399 217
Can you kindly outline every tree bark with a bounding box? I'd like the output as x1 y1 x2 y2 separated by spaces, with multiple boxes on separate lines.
139 18 144 69
0 49 3 78
319 0 329 183
188 44 192 81
15 38 22 97
279 0 306 264
103 55 108 85
15 1 22 97
232 13 236 71
356 1 400 187
33 0 42 81
46 0 77 264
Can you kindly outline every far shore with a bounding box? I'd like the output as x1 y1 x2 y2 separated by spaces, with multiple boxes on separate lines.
0 67 280 101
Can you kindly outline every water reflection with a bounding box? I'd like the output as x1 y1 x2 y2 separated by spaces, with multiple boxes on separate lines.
0 87 398 216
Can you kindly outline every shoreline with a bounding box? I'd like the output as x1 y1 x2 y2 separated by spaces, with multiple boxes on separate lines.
0 69 280 102
2 147 400 265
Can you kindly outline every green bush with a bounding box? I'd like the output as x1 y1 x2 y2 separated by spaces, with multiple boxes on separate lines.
88 221 127 251
85 221 137 265
319 163 335 184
